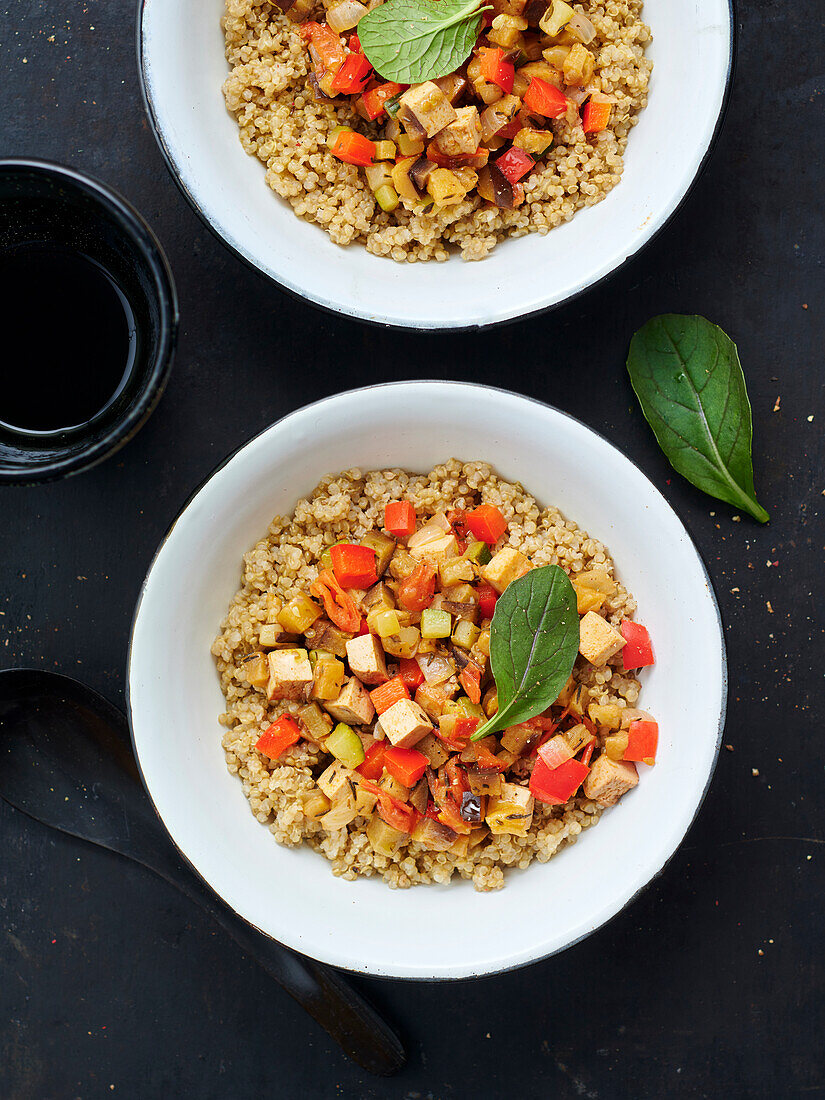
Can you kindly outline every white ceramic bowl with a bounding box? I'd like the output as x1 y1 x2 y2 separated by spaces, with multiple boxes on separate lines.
128 382 726 979
138 0 732 329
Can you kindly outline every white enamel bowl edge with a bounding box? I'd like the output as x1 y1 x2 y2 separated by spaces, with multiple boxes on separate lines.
138 0 732 329
127 382 726 980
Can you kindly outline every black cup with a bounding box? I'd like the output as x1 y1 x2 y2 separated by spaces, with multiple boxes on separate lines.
0 159 178 483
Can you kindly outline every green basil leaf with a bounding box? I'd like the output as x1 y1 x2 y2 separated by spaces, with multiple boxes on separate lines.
358 0 489 85
627 315 769 524
471 565 579 741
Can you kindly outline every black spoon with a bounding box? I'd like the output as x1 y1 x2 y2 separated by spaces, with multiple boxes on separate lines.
0 667 405 1077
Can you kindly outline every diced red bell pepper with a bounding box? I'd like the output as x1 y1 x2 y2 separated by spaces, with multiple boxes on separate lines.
348 33 361 52
478 47 514 94
625 719 658 765
255 715 302 760
384 500 417 538
330 51 373 93
537 734 574 770
360 777 416 832
465 504 507 545
523 77 569 118
529 756 590 804
383 746 428 787
582 97 612 134
356 741 387 781
361 81 405 120
458 664 482 704
330 130 377 167
455 716 480 742
370 676 410 715
580 741 596 766
358 618 370 635
476 582 498 620
399 656 425 689
397 561 437 612
330 542 378 588
309 569 362 632
621 620 655 669
496 146 536 184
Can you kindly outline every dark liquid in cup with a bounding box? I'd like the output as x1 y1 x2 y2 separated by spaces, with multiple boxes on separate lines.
0 245 137 434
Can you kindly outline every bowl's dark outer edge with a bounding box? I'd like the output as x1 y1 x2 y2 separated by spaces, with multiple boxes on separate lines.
125 380 729 982
135 0 736 333
0 158 179 485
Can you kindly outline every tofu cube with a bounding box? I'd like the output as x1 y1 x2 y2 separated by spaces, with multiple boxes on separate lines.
583 754 639 807
578 611 626 666
480 547 531 594
266 648 313 701
317 760 355 800
323 677 375 726
379 699 433 748
398 81 457 139
345 633 389 686
435 106 482 156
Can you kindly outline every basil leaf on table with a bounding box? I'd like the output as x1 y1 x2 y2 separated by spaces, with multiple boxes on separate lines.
627 314 769 524
471 565 579 741
358 0 489 85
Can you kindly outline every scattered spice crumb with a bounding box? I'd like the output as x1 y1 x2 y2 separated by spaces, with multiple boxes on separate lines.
732 515 741 522
758 949 764 956
802 303 808 309
725 744 734 752
807 415 814 422
773 396 781 412
767 601 773 613
752 768 760 776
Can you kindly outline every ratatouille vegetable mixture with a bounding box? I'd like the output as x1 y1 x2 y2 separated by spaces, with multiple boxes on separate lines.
213 462 657 889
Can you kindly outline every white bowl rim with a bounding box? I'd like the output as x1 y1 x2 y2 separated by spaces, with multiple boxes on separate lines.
126 380 728 980
135 0 736 331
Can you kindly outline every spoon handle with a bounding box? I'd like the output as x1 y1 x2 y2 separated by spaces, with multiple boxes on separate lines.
128 838 405 1077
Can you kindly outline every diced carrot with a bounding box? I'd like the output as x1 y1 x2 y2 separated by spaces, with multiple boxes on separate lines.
384 500 416 538
465 504 507 545
582 98 612 134
370 676 410 715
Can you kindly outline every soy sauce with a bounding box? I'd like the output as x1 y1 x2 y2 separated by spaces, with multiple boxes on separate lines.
0 245 137 434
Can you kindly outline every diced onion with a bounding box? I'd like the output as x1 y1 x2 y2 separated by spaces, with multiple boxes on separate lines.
407 512 451 550
326 0 367 31
567 11 596 43
566 85 589 106
416 652 455 685
621 708 655 727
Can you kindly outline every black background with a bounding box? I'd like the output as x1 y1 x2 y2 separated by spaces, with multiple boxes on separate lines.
1 2 823 1097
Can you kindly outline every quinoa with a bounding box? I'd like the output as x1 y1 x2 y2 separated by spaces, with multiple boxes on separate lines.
221 0 652 262
212 460 641 890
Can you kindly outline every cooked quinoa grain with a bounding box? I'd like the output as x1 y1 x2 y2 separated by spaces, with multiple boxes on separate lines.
212 460 642 890
222 1 652 262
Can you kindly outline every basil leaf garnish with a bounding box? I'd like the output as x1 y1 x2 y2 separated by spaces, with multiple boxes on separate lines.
358 0 490 85
627 315 769 523
471 565 579 741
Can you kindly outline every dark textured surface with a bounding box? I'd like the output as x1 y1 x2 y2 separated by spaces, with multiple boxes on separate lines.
1 1 823 1097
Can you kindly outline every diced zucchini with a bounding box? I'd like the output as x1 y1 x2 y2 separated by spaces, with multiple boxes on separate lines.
375 185 399 213
439 557 474 587
367 608 401 638
277 593 322 635
259 623 282 648
452 619 480 651
464 540 492 566
373 140 396 161
367 815 408 855
298 702 333 743
360 530 396 576
355 783 379 816
362 581 395 612
397 133 424 157
455 695 485 721
486 782 534 836
311 655 346 701
421 608 452 639
241 652 269 690
299 789 331 820
326 723 366 770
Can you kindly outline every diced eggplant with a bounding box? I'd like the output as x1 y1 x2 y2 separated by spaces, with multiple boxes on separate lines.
409 157 436 191
360 530 396 575
410 815 457 851
460 791 484 823
367 815 408 855
409 777 429 813
303 618 350 658
477 164 517 209
523 0 549 25
467 766 503 798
